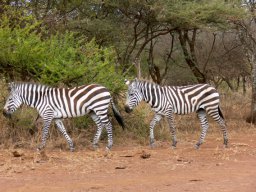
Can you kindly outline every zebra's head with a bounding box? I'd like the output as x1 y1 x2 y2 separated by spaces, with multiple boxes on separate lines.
125 78 143 113
3 82 22 118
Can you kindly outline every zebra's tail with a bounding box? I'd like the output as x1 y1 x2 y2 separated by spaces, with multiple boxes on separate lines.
218 106 224 119
111 99 125 130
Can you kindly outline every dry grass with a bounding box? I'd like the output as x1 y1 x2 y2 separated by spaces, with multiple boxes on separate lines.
0 79 255 151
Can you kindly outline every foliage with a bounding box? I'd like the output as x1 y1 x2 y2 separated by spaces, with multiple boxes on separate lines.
0 7 125 93
156 0 247 29
2 0 247 84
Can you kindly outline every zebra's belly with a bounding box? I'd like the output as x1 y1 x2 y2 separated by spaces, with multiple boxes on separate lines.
53 110 89 119
173 105 196 115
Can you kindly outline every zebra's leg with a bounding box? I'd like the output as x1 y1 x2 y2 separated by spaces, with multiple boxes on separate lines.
97 113 113 150
104 121 114 150
195 109 209 149
37 116 53 151
90 112 104 150
166 113 177 148
55 119 74 152
218 118 228 147
149 114 162 148
209 109 228 147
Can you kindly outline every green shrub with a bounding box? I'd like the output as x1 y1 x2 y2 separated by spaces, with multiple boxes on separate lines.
0 9 125 94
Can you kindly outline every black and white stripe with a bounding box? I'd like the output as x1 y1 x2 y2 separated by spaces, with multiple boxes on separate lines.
125 79 228 148
3 82 124 151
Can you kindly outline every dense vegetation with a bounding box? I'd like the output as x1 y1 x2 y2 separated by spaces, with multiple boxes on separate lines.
0 6 124 93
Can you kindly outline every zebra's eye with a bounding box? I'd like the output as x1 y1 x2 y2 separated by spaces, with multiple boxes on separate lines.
129 93 134 96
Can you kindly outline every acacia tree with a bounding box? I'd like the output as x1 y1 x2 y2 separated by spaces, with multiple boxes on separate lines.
111 0 245 83
193 30 249 90
156 0 245 83
87 0 245 83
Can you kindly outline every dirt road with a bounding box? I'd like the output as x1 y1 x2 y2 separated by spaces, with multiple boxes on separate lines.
0 132 256 192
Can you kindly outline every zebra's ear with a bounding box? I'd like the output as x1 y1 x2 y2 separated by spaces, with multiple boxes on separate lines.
7 82 15 91
125 79 130 85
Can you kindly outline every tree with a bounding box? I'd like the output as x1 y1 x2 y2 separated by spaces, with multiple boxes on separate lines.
156 0 246 83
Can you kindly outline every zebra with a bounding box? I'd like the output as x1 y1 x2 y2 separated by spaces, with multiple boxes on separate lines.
124 78 228 149
3 82 124 151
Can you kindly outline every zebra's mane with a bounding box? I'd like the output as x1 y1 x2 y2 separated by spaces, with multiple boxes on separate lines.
134 79 208 89
11 82 53 90
134 79 161 89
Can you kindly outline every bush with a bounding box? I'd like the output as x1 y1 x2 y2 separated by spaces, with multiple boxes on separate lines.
0 9 125 94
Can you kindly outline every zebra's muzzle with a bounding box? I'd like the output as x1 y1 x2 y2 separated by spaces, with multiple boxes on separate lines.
3 110 11 119
125 105 133 113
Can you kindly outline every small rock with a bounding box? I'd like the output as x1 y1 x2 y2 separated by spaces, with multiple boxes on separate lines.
115 166 127 169
12 150 24 157
140 150 151 159
216 163 224 166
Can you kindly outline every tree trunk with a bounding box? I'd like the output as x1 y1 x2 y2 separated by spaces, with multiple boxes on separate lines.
147 38 162 84
178 29 207 83
242 76 246 95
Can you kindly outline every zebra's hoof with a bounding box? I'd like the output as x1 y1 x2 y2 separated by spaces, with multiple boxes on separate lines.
37 146 43 151
194 143 201 150
224 139 228 146
171 141 177 149
93 144 99 151
150 143 156 149
106 145 112 151
149 138 155 148
70 147 75 152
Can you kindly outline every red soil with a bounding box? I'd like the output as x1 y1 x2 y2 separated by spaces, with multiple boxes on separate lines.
0 132 256 192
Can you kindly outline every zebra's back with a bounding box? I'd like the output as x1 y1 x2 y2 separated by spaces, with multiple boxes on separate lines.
42 84 111 118
165 84 220 114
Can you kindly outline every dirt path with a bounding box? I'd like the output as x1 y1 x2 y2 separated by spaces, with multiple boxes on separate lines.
0 132 256 192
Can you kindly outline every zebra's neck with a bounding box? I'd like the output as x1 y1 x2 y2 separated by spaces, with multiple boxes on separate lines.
139 81 160 107
19 83 51 108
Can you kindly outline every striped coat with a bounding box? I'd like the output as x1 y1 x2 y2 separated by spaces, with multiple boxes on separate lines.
3 82 124 151
125 79 228 148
